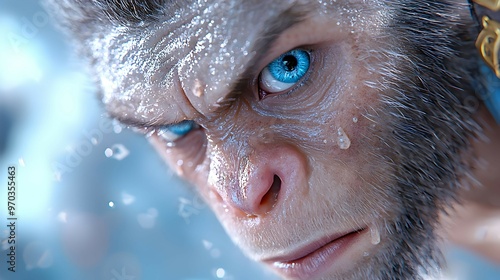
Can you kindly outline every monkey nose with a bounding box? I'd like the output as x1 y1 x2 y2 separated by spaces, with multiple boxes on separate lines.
227 144 308 216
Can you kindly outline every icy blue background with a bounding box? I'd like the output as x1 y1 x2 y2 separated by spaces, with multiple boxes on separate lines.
0 1 498 279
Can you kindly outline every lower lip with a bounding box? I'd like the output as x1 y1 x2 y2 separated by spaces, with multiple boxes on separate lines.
268 229 365 279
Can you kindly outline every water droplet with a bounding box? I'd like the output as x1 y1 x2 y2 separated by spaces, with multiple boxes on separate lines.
108 201 115 208
370 226 380 245
203 240 213 250
91 137 98 145
104 148 113 157
137 208 158 229
166 141 175 148
145 130 155 138
193 79 204 97
121 192 135 205
352 117 358 123
337 127 351 150
177 159 184 166
216 268 226 278
112 119 123 134
105 144 129 160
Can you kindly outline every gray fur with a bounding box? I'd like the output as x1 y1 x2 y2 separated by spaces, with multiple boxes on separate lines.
43 0 485 279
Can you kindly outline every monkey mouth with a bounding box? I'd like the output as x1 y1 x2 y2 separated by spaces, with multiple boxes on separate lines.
262 228 367 279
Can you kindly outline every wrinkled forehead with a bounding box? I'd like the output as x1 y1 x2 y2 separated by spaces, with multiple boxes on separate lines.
89 0 363 126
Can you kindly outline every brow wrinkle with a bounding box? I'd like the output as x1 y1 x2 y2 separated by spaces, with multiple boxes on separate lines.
215 4 311 112
107 110 165 128
92 0 190 25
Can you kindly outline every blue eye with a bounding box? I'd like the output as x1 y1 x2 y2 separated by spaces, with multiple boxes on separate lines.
158 120 199 143
259 49 310 94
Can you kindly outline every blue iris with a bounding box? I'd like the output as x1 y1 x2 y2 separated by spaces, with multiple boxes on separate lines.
163 120 196 136
267 49 310 84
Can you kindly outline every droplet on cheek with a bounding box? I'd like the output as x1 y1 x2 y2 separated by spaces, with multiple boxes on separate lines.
337 127 351 150
370 226 381 245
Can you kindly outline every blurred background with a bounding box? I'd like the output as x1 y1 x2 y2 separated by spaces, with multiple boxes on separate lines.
0 1 499 280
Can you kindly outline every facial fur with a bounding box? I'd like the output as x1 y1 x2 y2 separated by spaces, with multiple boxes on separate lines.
45 1 485 279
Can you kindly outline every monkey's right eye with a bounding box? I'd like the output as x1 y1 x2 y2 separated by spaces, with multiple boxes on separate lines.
157 120 199 143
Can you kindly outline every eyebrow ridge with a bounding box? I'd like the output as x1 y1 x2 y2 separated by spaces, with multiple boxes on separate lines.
93 0 189 25
108 110 166 128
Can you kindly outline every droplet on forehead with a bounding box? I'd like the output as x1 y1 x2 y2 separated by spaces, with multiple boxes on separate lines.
193 78 204 97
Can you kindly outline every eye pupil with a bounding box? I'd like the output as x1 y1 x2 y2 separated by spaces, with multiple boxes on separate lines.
267 49 310 84
259 49 311 96
282 55 298 71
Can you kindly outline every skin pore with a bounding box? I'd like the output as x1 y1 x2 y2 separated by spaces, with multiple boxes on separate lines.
45 0 500 279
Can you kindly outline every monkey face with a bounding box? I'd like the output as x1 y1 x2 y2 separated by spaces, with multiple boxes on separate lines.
148 17 395 280
94 2 398 278
45 0 481 279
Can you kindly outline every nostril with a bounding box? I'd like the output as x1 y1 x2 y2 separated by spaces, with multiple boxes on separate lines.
259 174 281 212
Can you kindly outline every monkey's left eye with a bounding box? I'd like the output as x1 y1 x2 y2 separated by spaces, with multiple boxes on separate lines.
157 120 199 143
259 49 311 96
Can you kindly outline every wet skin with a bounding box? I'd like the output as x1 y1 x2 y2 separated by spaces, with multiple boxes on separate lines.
96 2 397 278
46 0 500 279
